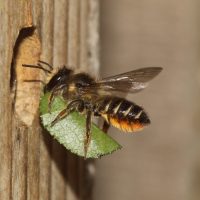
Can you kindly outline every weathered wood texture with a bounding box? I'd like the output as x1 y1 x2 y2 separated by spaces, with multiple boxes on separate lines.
0 0 99 200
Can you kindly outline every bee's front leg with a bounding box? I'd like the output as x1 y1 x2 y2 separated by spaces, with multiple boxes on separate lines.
50 99 84 127
48 86 66 112
84 110 92 159
48 91 55 112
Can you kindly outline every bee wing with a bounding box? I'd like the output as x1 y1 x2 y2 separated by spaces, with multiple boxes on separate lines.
87 67 162 94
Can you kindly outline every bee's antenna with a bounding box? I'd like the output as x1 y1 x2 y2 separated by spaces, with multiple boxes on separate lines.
22 63 52 74
23 80 46 85
38 60 53 70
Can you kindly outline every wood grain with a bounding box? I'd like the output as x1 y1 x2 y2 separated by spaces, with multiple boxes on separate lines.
0 0 99 199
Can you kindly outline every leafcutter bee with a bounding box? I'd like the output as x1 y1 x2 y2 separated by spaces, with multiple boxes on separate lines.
23 61 162 157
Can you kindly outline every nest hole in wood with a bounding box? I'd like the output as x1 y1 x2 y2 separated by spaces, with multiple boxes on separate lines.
10 26 42 126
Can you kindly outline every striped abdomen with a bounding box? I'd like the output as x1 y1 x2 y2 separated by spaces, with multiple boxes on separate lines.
94 96 150 132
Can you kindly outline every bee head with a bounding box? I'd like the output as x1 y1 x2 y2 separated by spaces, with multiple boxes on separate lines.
44 67 72 93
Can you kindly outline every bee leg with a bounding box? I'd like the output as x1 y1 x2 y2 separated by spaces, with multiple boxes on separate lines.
84 110 92 159
50 107 72 127
48 86 67 112
50 99 84 127
102 120 110 134
48 91 56 113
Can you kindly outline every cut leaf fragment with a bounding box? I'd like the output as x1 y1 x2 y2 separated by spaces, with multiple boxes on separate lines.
39 93 122 158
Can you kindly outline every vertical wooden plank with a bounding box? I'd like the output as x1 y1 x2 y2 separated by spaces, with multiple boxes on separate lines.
20 4 42 200
40 0 54 62
53 0 69 65
79 0 89 69
67 0 80 67
66 1 81 200
1 1 36 200
66 154 80 200
27 120 40 200
12 123 28 200
87 0 100 75
50 1 69 200
39 0 54 199
13 3 42 198
13 30 42 200
0 2 12 199
77 0 88 199
0 0 99 199
79 1 100 199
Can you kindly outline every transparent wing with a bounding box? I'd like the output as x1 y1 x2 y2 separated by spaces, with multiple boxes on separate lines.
84 67 162 94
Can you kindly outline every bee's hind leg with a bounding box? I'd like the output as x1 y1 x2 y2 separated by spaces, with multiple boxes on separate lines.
50 99 84 127
102 120 110 134
84 110 92 159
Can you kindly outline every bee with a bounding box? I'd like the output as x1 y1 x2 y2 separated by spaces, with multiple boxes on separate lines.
23 61 162 157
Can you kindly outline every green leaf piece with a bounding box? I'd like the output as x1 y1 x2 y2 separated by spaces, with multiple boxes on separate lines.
39 93 122 158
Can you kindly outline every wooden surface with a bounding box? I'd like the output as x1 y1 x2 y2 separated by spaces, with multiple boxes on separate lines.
0 0 99 199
